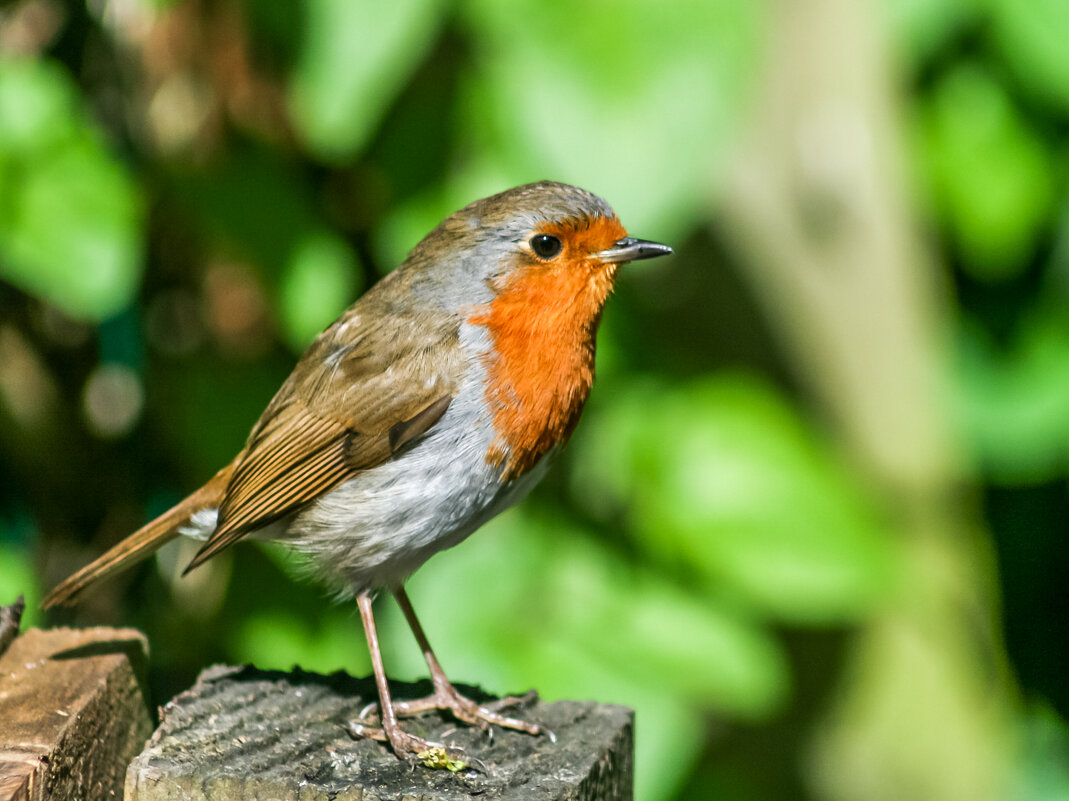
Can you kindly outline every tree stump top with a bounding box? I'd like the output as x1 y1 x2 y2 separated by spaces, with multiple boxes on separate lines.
126 665 633 801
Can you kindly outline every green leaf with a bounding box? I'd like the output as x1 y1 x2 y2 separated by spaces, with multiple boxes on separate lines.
955 310 1069 482
544 523 788 714
279 230 361 351
0 58 79 155
916 65 1055 281
572 375 896 624
989 0 1069 115
882 0 982 67
1011 703 1069 801
0 545 40 628
289 0 446 160
231 609 371 675
459 0 760 236
0 58 143 321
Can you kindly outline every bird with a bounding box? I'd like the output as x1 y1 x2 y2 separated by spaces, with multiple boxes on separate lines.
42 180 672 760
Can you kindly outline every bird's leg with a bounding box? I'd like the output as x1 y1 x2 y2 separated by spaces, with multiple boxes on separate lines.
379 586 546 737
348 591 447 758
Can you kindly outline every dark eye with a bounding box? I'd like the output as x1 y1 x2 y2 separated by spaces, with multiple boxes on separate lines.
530 234 563 259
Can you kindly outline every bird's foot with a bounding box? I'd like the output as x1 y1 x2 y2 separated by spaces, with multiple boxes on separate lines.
357 686 551 740
347 717 480 770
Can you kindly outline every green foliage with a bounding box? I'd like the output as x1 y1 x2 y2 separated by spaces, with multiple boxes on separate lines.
886 0 980 63
917 64 1055 281
988 0 1069 115
957 309 1069 482
574 377 895 623
279 231 362 351
233 608 371 676
290 0 446 160
0 547 40 628
1012 703 1069 801
460 0 760 234
0 58 142 321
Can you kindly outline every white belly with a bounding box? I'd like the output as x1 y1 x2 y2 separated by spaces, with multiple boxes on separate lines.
283 386 547 594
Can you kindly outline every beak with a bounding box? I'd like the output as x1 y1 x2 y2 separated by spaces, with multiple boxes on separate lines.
596 236 673 264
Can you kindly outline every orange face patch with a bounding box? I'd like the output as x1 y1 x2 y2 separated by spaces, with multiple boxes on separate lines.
469 214 628 480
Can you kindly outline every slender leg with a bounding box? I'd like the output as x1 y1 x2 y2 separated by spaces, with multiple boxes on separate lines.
379 586 545 737
349 591 441 758
394 586 457 698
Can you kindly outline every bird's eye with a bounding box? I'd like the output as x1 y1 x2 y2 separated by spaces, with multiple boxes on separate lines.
530 234 563 259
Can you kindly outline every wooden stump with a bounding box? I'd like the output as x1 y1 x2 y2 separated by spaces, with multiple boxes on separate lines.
126 665 633 801
0 627 152 801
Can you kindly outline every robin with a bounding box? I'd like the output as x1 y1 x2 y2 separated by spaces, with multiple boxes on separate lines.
43 180 672 760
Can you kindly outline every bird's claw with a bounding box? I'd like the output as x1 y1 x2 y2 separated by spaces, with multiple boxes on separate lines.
346 719 486 772
357 685 545 738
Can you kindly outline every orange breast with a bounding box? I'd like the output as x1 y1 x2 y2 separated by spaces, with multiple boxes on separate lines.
469 215 627 480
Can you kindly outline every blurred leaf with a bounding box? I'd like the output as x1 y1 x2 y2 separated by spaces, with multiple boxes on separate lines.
572 375 895 624
883 0 982 66
459 0 760 236
289 0 446 160
545 523 787 713
916 65 1055 281
527 635 710 801
956 310 1069 482
989 0 1069 115
0 58 143 321
0 544 40 628
0 58 78 154
1011 703 1069 801
279 230 361 351
232 608 370 675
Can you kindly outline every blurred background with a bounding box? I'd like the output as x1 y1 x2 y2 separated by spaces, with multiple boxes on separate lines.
1 0 1068 798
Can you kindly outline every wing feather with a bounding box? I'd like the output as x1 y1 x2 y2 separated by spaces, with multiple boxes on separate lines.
181 301 462 573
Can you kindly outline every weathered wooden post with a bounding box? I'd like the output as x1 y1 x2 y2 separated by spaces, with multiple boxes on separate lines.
126 665 634 801
0 624 152 801
0 607 632 801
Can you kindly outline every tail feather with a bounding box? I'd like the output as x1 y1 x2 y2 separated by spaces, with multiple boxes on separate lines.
42 461 235 609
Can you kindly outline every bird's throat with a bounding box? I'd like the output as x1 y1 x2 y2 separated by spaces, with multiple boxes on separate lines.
469 261 615 481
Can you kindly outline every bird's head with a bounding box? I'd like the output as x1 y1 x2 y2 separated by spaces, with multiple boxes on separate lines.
403 181 672 316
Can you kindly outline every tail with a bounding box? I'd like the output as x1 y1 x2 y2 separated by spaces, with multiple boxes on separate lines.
42 461 236 609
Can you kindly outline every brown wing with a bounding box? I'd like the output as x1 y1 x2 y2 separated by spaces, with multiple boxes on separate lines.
183 297 462 573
